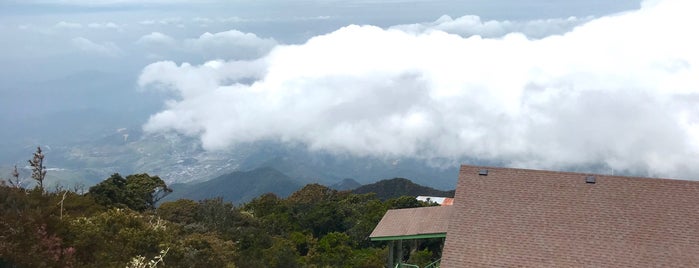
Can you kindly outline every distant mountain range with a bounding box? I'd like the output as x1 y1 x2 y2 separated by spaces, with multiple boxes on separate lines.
3 129 464 191
163 167 302 205
353 177 455 200
159 167 455 205
330 178 362 191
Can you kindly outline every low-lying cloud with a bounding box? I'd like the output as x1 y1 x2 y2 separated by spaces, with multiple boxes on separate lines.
71 37 122 56
139 0 699 179
136 30 277 61
183 30 277 60
392 15 593 39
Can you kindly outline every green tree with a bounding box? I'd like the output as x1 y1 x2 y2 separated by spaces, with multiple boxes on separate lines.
287 183 338 205
166 233 237 268
262 237 300 268
0 185 76 267
64 208 169 266
386 195 425 209
244 193 296 236
307 232 354 267
158 199 199 225
125 173 172 211
407 249 434 267
342 194 388 247
89 173 172 211
195 198 241 234
89 173 128 209
288 184 352 237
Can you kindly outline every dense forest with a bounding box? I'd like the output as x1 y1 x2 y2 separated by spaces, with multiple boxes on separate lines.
353 178 455 200
0 150 443 267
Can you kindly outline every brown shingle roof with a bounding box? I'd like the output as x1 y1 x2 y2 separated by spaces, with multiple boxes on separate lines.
441 165 699 267
370 206 452 240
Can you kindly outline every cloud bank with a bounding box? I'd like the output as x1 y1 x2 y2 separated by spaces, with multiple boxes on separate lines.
71 37 122 56
139 0 699 178
183 30 277 60
391 15 593 39
136 30 277 61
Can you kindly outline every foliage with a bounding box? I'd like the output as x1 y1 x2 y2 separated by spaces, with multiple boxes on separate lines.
307 232 354 267
28 146 48 191
126 173 173 210
165 233 236 268
88 173 171 211
157 199 199 224
0 187 75 267
407 249 434 267
5 165 23 188
127 248 169 268
64 208 170 266
1 169 444 267
262 237 300 268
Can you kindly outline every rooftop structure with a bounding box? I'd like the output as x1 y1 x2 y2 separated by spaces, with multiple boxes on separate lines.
441 165 699 267
372 165 699 267
370 205 452 241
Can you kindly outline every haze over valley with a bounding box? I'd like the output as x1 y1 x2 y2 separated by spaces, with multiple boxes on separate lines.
2 0 698 190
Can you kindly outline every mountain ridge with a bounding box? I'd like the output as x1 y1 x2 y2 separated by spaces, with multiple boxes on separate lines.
353 177 455 200
163 166 302 205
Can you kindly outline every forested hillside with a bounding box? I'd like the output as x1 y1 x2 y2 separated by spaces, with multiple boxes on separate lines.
353 178 455 200
164 167 302 205
0 175 443 267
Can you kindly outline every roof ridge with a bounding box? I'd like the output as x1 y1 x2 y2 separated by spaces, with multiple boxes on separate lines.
459 164 698 183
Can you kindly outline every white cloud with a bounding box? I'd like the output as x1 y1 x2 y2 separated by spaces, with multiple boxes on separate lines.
138 18 181 26
137 32 177 47
87 22 123 31
139 0 699 179
192 17 214 25
135 30 277 61
183 30 277 60
219 17 246 23
392 15 593 39
55 21 83 29
71 37 122 56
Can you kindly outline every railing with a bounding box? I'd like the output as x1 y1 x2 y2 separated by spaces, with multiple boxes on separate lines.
424 259 441 268
394 259 440 268
395 263 419 268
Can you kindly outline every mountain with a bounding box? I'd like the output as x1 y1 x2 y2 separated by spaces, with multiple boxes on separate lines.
329 178 362 191
3 127 468 191
246 143 460 189
163 167 302 205
353 178 455 200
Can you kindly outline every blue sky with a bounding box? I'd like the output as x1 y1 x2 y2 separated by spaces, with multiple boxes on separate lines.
4 0 699 179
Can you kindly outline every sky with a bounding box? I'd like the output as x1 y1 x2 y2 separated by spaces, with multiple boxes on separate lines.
5 0 699 180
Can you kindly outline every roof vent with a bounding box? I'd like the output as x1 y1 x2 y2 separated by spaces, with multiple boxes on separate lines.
478 169 489 176
586 176 596 184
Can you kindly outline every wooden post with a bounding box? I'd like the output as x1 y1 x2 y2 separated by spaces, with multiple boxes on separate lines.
397 239 403 266
388 241 394 268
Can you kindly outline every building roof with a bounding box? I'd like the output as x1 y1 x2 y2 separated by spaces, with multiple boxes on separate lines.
441 165 699 267
370 205 452 241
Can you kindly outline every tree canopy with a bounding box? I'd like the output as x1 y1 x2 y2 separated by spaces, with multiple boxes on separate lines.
88 173 172 211
1 171 440 267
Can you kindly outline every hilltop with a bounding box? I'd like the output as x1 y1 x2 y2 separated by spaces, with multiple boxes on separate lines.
353 177 455 200
164 167 302 205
